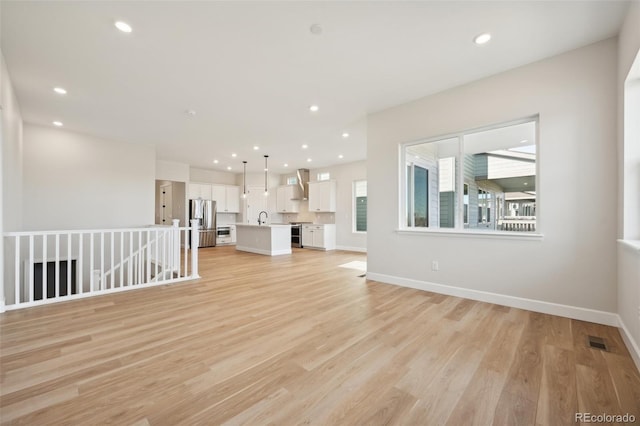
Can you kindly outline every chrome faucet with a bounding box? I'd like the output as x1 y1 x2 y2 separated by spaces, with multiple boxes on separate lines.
258 211 268 225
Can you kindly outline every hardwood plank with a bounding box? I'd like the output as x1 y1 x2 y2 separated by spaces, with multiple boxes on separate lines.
492 312 545 425
535 345 578 426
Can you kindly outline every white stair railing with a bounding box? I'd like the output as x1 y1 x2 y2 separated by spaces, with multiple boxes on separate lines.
1 219 200 311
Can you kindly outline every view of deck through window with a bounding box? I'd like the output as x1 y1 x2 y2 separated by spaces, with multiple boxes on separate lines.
402 119 537 233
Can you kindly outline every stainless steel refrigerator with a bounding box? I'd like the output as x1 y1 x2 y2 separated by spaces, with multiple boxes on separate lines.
189 199 217 247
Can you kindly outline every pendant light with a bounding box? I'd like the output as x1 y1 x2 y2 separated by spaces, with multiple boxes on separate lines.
242 161 247 198
264 155 269 196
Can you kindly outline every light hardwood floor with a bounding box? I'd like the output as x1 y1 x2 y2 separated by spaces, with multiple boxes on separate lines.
1 246 639 425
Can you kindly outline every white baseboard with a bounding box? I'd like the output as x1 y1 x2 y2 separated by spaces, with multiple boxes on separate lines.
336 245 367 253
366 272 619 327
617 315 640 372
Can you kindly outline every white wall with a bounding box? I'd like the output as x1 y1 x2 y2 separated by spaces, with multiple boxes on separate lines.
367 38 618 319
1 49 24 310
156 160 189 182
1 52 23 232
23 124 155 230
617 1 640 368
189 167 238 185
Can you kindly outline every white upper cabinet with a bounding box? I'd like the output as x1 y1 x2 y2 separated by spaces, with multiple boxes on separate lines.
276 185 300 213
308 180 336 212
225 186 240 213
188 183 212 200
211 184 240 213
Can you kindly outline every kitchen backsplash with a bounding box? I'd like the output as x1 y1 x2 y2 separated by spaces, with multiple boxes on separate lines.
216 213 237 226
282 212 335 224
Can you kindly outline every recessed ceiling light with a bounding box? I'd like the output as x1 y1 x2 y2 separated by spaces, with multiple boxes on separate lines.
310 24 323 35
52 121 63 127
115 21 133 33
185 109 196 117
473 33 491 45
284 163 288 167
520 139 529 144
53 87 67 95
227 166 232 170
253 146 260 150
307 158 312 162
342 132 349 138
213 159 219 164
338 154 344 159
302 144 308 149
309 105 319 112
231 153 237 158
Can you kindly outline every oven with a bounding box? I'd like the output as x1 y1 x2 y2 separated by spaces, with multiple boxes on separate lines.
291 224 302 248
216 226 231 245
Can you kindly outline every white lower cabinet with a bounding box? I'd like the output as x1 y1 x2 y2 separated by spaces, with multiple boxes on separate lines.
230 225 236 244
301 224 336 250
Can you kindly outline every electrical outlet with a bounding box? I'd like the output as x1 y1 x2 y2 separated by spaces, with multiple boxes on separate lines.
431 261 439 271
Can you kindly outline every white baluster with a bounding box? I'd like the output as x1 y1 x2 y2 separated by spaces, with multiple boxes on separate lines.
146 230 151 283
128 231 133 286
90 233 95 292
67 233 72 297
78 234 83 295
100 232 105 291
172 219 180 278
183 228 188 277
120 231 124 288
55 234 60 298
191 219 200 278
14 236 20 305
110 231 115 289
42 235 47 301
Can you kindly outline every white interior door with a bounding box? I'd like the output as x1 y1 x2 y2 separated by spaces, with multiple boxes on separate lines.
161 184 173 225
245 186 267 224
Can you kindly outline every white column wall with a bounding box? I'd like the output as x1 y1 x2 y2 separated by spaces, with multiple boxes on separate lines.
617 1 640 368
1 50 24 309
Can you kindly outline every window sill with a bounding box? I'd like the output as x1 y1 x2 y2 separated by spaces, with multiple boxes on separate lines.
618 239 640 252
396 228 544 240
352 231 367 235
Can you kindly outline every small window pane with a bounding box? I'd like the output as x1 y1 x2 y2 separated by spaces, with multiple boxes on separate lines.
464 120 536 232
354 180 367 232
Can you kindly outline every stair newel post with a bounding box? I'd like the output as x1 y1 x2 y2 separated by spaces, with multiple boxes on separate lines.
190 219 200 278
172 219 180 274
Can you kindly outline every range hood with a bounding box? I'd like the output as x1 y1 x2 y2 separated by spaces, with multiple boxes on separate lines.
294 169 310 200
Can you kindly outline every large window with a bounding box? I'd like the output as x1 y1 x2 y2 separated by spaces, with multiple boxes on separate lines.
402 118 538 233
354 180 367 232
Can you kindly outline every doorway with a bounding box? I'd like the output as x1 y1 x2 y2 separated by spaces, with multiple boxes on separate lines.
160 183 173 225
155 180 186 227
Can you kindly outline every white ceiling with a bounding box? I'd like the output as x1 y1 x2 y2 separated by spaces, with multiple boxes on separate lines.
0 1 629 174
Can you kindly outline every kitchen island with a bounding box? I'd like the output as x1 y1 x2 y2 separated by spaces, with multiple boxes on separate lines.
235 224 291 256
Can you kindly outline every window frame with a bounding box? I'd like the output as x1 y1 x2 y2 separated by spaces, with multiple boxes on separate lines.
317 172 330 181
398 115 542 238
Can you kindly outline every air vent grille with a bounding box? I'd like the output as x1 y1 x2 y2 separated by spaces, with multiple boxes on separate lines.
588 335 608 351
